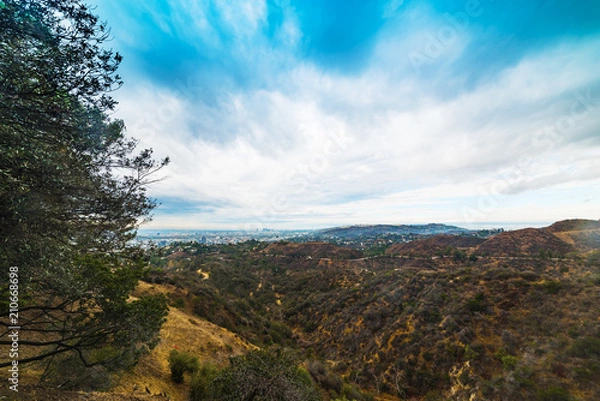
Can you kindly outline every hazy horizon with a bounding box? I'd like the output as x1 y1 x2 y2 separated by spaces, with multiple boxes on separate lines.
138 220 557 232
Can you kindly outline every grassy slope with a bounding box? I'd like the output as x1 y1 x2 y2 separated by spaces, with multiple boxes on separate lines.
113 282 255 401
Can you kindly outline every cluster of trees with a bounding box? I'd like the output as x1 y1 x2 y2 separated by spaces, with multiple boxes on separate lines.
0 0 168 386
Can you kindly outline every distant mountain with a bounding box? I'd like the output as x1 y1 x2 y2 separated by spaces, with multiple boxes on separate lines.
317 223 471 239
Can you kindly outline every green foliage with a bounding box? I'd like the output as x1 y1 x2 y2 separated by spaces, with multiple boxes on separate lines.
363 243 389 257
568 336 600 359
0 0 169 376
587 250 600 266
208 348 321 401
453 249 467 260
171 297 185 309
466 292 486 312
190 362 220 401
539 279 563 294
536 386 571 401
169 350 200 384
501 355 519 371
464 345 479 361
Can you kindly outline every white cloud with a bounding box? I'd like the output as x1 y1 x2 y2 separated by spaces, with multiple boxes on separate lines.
107 9 600 229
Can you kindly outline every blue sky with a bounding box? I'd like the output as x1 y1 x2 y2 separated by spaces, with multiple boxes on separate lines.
89 0 600 229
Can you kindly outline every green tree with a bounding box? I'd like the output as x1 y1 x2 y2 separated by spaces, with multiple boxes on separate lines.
0 0 168 379
208 348 322 401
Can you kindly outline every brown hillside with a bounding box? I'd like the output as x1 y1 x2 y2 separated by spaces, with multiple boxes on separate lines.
1 385 169 401
385 235 485 256
0 282 254 401
114 282 255 401
263 241 362 259
475 227 576 256
546 219 600 251
547 219 600 233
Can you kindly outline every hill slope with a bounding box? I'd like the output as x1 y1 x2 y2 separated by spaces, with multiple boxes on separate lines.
546 219 600 251
386 234 485 256
263 241 362 259
113 282 254 401
475 227 576 256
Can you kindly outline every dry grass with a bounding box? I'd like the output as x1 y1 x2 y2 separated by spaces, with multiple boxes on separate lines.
112 281 255 401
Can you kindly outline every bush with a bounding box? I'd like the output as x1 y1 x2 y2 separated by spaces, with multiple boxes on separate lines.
587 250 600 266
501 355 518 371
210 348 321 401
466 292 486 312
168 350 199 383
536 386 571 401
190 362 220 401
171 297 185 308
540 280 563 294
568 336 600 359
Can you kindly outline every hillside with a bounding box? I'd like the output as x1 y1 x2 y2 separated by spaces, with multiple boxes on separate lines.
474 227 577 257
9 220 599 401
113 282 254 401
546 219 600 252
263 241 363 259
385 234 485 256
547 219 600 233
1 282 254 401
153 220 600 400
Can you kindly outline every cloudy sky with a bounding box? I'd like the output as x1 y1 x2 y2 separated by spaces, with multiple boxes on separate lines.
89 0 600 230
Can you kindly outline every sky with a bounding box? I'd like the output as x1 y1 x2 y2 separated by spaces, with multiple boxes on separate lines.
88 0 600 230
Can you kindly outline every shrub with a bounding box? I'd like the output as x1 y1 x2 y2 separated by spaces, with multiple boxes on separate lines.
587 250 600 266
568 336 600 359
536 386 571 401
209 348 321 401
501 355 518 371
466 292 486 312
190 362 220 401
171 297 185 308
168 350 199 383
540 280 562 294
